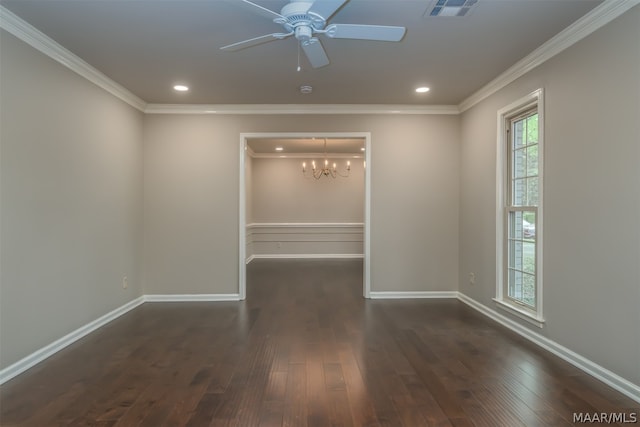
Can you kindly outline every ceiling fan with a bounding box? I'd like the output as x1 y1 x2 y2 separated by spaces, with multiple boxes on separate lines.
220 0 406 69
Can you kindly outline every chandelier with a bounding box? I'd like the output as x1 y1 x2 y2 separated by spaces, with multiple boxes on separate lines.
301 138 351 179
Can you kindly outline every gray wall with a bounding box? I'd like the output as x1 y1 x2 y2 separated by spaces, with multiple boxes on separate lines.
251 157 364 223
0 31 144 369
459 7 640 385
143 114 460 294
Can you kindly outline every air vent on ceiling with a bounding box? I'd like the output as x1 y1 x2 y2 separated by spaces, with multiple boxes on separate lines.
425 0 478 17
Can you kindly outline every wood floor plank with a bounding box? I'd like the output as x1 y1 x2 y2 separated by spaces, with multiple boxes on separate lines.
470 385 535 427
161 384 209 427
282 363 308 427
13 381 90 427
305 343 332 427
454 389 499 427
264 370 288 402
337 343 382 427
400 373 454 426
325 389 354 427
74 379 148 423
235 338 278 426
257 401 285 427
323 362 346 392
1 259 637 427
184 392 222 427
111 383 169 426
393 329 471 423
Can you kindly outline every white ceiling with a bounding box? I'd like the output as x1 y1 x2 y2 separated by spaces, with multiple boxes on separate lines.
0 0 604 106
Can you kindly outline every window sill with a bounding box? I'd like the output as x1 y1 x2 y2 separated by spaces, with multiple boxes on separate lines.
492 298 545 328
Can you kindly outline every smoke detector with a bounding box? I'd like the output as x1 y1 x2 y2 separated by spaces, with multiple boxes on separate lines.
425 0 478 17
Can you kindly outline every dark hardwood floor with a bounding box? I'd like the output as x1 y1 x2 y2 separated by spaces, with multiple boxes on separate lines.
1 259 637 426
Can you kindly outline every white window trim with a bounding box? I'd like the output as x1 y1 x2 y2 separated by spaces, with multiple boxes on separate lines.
496 88 545 327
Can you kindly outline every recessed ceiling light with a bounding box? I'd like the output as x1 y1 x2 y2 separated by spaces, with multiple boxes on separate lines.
415 87 430 93
275 147 283 151
173 84 189 92
361 147 365 151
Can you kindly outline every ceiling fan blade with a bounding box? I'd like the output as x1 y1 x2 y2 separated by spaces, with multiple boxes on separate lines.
307 0 348 22
225 0 286 21
324 24 406 42
220 32 292 51
301 38 330 69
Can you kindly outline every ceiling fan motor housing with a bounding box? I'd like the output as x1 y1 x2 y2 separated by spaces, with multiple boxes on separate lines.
276 1 326 36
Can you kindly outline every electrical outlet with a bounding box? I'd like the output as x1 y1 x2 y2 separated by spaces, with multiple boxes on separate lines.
469 272 476 285
122 276 128 289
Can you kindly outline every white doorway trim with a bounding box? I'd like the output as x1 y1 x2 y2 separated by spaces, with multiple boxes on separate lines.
239 131 371 299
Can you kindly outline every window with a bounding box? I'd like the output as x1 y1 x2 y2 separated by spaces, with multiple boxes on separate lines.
495 89 544 327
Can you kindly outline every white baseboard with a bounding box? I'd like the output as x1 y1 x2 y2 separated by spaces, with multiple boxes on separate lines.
457 292 640 404
369 291 458 299
248 254 364 261
0 296 145 385
0 293 242 384
4 290 638 405
144 294 242 302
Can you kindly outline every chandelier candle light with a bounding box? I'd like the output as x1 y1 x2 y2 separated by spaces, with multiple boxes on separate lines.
302 138 351 179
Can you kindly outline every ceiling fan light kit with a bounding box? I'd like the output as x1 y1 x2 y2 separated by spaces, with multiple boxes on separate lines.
221 0 407 69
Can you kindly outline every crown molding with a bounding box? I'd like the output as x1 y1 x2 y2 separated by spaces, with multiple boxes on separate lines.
246 146 257 158
249 152 364 159
0 6 147 112
144 103 461 115
459 0 640 112
247 222 364 229
3 0 636 116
